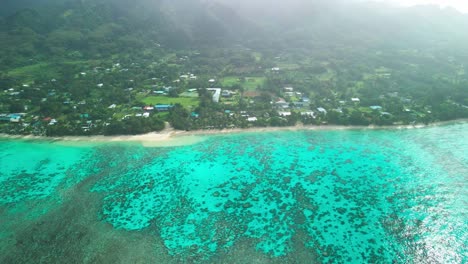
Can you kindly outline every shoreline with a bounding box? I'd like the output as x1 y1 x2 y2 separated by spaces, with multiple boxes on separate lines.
0 119 466 146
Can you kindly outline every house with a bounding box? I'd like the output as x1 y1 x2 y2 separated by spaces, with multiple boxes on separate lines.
351 98 360 103
163 86 173 92
108 104 117 109
155 104 173 112
209 79 216 83
0 114 22 123
278 111 292 116
370 106 382 111
221 90 234 98
143 112 150 118
247 117 258 122
301 111 315 117
143 106 154 111
271 67 280 71
49 119 58 125
284 87 294 92
97 83 104 88
317 107 327 114
302 97 310 103
274 101 289 109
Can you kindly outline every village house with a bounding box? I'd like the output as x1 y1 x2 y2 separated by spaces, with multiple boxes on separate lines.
301 111 315 117
221 90 234 98
317 107 328 114
155 104 173 112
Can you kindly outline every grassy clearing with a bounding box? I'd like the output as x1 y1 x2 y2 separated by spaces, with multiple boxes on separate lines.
8 60 90 82
141 96 199 108
277 63 301 70
8 63 58 81
221 76 266 91
252 52 262 62
318 70 336 81
221 76 241 87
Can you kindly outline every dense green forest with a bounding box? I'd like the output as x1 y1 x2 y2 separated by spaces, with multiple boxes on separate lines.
0 0 467 136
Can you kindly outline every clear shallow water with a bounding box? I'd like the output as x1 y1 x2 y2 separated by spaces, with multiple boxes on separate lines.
0 123 467 263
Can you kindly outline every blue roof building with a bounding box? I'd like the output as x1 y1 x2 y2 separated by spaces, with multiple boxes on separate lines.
155 104 173 111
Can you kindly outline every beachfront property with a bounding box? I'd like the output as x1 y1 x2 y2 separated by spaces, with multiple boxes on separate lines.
0 113 24 123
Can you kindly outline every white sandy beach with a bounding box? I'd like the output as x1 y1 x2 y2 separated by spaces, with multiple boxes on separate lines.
1 119 466 147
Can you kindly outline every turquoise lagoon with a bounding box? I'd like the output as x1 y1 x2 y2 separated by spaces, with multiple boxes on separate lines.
0 123 466 263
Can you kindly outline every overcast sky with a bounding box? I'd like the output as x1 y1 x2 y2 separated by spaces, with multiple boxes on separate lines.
371 0 468 13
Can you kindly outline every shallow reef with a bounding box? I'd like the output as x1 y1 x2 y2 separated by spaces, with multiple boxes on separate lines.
0 123 467 263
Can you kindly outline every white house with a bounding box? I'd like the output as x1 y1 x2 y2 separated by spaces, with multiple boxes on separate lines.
351 98 360 102
317 107 327 114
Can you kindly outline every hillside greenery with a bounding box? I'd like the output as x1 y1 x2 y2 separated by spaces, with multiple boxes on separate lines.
0 0 467 136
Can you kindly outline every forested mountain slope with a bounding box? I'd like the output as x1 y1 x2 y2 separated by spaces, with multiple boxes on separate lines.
0 0 466 136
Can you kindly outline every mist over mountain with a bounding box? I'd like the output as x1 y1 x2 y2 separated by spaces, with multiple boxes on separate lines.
0 0 467 136
1 0 468 71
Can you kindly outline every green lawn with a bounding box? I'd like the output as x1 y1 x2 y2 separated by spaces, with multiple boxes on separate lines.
8 63 57 82
277 63 301 70
252 52 262 62
221 76 266 91
7 60 91 82
140 96 199 108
